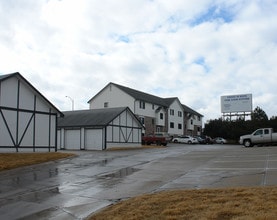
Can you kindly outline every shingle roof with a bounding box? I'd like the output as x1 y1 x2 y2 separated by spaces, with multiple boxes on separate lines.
88 82 203 117
112 83 169 107
182 104 203 117
114 83 203 117
58 107 142 128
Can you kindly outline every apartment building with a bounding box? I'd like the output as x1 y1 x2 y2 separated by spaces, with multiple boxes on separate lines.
88 82 203 136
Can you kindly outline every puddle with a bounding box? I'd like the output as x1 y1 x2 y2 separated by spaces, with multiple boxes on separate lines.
72 158 113 169
100 167 140 178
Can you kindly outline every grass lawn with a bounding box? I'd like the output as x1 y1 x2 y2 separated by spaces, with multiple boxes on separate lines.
89 187 277 220
1 151 276 220
0 152 75 171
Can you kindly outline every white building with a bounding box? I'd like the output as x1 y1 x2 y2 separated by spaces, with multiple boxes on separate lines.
0 72 63 152
88 83 203 137
57 107 143 150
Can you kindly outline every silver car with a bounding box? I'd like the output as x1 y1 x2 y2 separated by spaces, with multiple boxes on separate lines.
172 136 199 144
214 137 227 144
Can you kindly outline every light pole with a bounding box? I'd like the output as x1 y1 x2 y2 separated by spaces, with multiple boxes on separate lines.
65 96 74 110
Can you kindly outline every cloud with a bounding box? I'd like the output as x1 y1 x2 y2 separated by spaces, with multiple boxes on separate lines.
0 0 277 122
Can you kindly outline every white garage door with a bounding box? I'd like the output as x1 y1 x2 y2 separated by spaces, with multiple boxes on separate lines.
65 129 80 150
85 129 103 150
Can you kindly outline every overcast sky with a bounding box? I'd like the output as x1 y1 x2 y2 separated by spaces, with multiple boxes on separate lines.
1 0 277 122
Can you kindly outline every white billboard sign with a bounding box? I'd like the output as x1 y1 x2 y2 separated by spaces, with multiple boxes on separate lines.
221 94 252 113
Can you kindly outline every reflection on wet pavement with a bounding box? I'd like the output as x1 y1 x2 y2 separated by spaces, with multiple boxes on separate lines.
0 145 277 220
99 167 140 178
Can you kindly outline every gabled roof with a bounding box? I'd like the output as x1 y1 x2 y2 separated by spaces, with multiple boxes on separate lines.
0 72 63 116
163 97 181 106
113 83 169 107
113 83 203 117
0 73 15 80
88 82 203 117
58 107 143 128
183 104 203 117
88 82 169 107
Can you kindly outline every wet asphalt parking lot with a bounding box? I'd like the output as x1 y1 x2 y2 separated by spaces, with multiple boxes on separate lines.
0 143 277 220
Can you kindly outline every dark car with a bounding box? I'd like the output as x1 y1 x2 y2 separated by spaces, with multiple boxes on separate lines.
195 136 214 144
205 136 214 144
194 136 206 144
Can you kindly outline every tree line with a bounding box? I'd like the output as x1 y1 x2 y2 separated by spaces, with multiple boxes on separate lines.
203 106 277 141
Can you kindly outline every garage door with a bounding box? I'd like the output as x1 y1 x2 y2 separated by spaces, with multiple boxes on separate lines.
65 129 80 150
85 129 103 150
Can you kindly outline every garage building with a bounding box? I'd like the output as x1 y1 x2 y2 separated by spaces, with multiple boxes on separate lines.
0 72 63 152
57 107 143 150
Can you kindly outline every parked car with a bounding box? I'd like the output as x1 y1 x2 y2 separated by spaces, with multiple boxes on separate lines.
142 133 170 146
172 136 198 144
214 137 227 144
194 136 206 144
194 136 214 144
239 128 277 147
205 136 214 144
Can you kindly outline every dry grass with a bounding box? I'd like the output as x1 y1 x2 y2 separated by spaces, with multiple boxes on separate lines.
0 152 75 171
89 187 277 220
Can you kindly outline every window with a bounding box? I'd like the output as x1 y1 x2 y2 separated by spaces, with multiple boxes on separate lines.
264 129 269 134
160 113 163 120
198 116 201 121
178 123 182 129
170 109 174 115
139 101 145 109
178 111 182 117
191 119 193 125
152 104 155 109
104 102 109 108
139 117 145 125
170 122 174 128
254 130 263 135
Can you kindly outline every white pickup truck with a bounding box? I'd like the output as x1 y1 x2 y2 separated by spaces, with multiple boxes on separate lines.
239 128 277 147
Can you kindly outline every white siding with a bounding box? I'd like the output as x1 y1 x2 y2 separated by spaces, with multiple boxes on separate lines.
134 100 157 117
1 110 17 141
0 77 51 112
167 99 183 135
0 77 18 108
19 81 35 110
156 108 166 126
89 84 135 111
58 111 142 150
107 109 142 144
18 112 33 146
35 97 51 112
35 114 50 146
57 130 61 149
0 74 61 152
0 112 14 146
50 115 57 146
